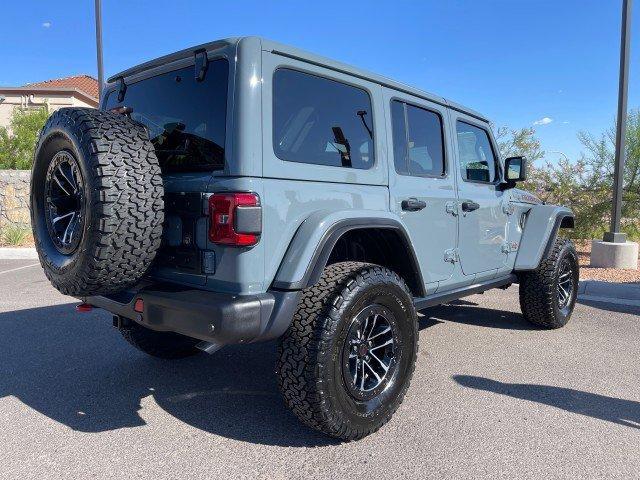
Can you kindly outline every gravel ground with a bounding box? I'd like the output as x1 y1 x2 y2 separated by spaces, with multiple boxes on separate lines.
575 240 640 284
1 260 639 479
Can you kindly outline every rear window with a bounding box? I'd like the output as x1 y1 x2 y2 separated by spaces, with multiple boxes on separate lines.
273 68 374 169
104 59 229 173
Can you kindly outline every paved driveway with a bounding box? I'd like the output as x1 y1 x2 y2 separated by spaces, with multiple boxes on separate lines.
1 260 639 479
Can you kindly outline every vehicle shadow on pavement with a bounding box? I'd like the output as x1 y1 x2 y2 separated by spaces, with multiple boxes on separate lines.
0 304 338 447
577 298 640 316
420 301 538 331
453 375 640 429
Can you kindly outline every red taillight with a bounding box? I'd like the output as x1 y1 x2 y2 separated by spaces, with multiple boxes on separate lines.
76 303 93 313
133 298 144 313
208 192 261 246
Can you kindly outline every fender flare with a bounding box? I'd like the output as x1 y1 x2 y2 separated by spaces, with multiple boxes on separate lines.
514 205 574 271
271 212 424 293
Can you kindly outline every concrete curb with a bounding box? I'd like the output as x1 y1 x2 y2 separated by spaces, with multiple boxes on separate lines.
578 280 640 308
578 280 640 300
578 294 640 308
0 247 38 259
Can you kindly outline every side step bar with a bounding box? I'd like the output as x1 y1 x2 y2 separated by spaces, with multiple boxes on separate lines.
414 274 517 310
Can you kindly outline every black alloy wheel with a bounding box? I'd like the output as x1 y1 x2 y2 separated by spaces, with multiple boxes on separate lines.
43 151 86 255
342 305 398 401
556 256 575 314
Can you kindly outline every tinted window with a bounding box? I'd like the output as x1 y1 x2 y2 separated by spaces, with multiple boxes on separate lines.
456 121 498 183
391 101 445 177
105 59 228 172
391 101 409 175
273 69 374 169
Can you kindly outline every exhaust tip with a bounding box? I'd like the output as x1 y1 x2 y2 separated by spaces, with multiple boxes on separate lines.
196 340 224 355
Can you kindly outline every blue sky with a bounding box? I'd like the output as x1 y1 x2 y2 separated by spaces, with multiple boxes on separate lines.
1 0 638 163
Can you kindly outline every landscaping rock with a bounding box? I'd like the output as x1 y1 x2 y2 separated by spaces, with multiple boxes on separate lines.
0 170 31 230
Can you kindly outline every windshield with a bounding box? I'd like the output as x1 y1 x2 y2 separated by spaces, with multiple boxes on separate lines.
104 59 229 173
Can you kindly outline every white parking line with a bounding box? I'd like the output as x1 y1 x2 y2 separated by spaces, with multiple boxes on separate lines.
0 263 40 276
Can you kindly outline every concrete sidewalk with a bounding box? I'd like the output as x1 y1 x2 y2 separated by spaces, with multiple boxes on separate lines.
578 280 640 307
0 247 37 259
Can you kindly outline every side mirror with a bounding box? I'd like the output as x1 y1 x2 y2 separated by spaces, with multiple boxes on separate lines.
504 156 527 182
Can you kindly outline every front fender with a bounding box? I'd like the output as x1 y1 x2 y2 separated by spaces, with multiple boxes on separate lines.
271 210 421 290
514 205 574 271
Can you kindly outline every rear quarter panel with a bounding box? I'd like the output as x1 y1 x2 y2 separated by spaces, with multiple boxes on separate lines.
262 182 389 288
258 49 391 289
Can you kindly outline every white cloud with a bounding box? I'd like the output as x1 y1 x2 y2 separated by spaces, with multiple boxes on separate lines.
533 117 553 126
42 21 52 28
562 121 570 124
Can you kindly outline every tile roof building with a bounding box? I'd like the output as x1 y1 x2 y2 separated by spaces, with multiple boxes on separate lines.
0 75 99 130
25 75 99 100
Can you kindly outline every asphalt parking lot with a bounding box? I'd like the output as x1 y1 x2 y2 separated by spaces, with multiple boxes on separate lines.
1 259 639 479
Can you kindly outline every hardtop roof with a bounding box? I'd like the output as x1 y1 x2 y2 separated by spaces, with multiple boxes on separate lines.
107 36 489 123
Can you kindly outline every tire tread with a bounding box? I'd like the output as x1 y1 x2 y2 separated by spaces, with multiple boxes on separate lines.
277 261 418 440
32 107 164 296
519 237 578 329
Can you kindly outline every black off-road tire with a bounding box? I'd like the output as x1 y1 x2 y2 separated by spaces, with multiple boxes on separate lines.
277 262 418 440
119 322 200 359
30 107 164 296
519 237 580 329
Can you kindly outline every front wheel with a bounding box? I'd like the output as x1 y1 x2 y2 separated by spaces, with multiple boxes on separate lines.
519 237 580 329
276 262 418 440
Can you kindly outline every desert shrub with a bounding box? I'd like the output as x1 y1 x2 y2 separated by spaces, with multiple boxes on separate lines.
0 106 49 169
0 225 33 246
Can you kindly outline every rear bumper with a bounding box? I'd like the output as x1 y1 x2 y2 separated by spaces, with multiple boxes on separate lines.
82 284 300 346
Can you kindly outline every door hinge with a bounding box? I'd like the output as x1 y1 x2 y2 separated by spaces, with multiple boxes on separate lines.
501 241 519 254
502 202 515 215
194 49 209 82
444 248 459 263
445 201 458 216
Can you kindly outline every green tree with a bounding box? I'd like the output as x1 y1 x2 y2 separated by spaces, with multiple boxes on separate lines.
519 110 640 240
495 126 549 198
0 106 49 169
573 108 640 239
496 126 545 162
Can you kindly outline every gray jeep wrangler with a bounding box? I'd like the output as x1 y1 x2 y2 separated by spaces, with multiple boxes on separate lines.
30 37 578 440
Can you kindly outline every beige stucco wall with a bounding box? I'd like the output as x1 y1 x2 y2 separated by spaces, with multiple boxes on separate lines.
0 92 95 131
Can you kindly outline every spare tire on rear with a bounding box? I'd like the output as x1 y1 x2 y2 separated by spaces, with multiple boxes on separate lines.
30 107 164 296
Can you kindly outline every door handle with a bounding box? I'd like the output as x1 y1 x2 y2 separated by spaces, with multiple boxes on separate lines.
401 198 427 212
461 200 480 212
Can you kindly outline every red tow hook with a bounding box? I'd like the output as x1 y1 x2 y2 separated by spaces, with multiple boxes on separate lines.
76 303 94 313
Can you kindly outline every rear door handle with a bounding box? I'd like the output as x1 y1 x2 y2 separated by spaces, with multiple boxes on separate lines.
401 198 427 212
461 200 480 212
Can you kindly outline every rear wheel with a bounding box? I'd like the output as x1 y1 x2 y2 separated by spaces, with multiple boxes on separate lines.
519 237 579 329
277 262 418 440
119 321 200 359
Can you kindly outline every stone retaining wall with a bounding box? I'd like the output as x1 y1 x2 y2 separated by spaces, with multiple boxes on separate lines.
0 170 31 230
